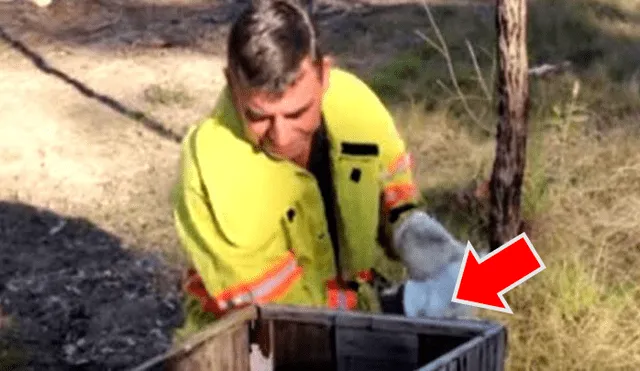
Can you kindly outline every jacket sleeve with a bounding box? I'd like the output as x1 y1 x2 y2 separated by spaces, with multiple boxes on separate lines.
375 113 424 261
380 132 421 218
171 127 302 318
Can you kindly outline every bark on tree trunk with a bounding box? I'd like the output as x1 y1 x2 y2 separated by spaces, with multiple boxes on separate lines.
488 0 530 251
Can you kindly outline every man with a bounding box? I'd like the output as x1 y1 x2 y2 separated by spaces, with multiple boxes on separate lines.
171 0 470 341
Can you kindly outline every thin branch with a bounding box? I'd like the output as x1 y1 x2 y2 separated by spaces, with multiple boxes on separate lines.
442 95 494 104
478 46 494 59
417 0 493 134
413 30 445 56
476 46 497 99
436 79 456 96
528 61 572 77
465 39 491 101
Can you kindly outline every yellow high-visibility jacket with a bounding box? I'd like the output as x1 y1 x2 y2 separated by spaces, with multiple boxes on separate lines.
171 67 421 340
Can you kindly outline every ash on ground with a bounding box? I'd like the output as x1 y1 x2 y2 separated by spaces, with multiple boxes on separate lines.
0 201 184 370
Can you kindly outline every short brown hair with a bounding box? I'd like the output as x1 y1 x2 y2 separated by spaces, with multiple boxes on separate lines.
226 0 323 94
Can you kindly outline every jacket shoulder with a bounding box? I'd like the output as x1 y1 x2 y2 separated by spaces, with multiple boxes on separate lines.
324 68 394 123
322 68 404 155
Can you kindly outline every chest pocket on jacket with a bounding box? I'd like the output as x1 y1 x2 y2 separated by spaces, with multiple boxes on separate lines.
333 142 382 277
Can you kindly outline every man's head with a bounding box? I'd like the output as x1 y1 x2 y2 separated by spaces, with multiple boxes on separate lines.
225 0 332 164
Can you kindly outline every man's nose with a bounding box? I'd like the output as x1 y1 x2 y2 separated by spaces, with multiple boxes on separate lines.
268 117 291 147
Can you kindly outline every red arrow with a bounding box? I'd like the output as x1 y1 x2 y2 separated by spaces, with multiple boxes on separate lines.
451 232 545 314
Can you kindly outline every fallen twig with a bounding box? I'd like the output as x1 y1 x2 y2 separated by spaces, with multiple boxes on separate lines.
528 61 572 77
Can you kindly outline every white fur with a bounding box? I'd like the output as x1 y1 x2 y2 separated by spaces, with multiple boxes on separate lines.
392 210 476 318
403 260 474 319
392 211 465 281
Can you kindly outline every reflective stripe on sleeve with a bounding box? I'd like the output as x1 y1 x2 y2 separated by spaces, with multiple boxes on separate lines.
326 279 358 310
382 153 414 181
383 182 419 211
185 251 303 316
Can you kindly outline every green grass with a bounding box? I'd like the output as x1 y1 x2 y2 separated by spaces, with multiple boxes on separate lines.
368 0 640 132
0 318 29 371
365 0 640 369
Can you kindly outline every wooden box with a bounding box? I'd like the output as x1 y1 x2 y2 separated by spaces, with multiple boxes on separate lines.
130 304 507 371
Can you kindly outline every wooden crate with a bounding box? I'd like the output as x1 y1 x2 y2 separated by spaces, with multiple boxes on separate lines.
130 304 507 371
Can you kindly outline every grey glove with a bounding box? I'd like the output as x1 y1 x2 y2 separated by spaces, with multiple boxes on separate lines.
392 210 465 281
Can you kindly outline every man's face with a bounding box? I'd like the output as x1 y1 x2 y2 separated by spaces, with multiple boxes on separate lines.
226 56 332 163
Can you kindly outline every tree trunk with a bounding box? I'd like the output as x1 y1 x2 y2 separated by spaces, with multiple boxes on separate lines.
488 0 530 251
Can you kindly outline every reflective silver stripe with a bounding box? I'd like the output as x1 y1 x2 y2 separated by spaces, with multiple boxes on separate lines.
231 293 252 307
217 255 299 309
251 257 299 300
382 153 413 181
337 290 347 310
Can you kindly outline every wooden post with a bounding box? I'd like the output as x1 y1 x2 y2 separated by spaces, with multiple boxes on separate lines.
488 0 530 251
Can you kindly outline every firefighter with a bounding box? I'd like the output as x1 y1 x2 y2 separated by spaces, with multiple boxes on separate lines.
170 0 469 341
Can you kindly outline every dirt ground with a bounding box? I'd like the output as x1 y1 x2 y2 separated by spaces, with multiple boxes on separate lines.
0 0 491 369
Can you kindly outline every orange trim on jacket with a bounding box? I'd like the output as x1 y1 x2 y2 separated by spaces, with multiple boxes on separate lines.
325 269 374 310
383 182 419 211
184 251 303 316
386 152 414 178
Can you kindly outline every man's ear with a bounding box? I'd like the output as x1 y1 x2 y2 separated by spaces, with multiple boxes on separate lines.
320 55 333 93
224 67 232 87
224 67 239 102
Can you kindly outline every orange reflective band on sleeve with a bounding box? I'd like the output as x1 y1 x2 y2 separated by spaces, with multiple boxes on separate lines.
326 279 358 310
383 153 414 181
357 269 374 282
217 251 303 304
184 251 303 316
325 270 372 310
184 269 228 316
383 182 419 211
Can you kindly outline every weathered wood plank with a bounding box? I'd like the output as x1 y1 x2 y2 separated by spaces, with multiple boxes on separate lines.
335 327 418 371
417 333 469 367
416 336 486 371
233 324 251 371
165 324 250 371
272 320 334 371
336 328 418 362
260 305 493 339
249 318 275 371
129 306 257 371
493 325 508 371
259 304 336 326
334 310 491 338
337 357 417 371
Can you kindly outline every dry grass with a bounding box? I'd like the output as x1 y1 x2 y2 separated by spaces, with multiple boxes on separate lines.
143 83 195 108
478 123 640 370
367 0 640 369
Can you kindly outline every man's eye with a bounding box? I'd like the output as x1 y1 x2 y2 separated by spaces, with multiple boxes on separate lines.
285 107 309 119
245 110 266 122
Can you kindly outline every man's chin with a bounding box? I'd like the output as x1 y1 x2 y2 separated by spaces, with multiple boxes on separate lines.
262 146 295 162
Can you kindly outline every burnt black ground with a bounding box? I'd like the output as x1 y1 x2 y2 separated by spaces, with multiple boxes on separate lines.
0 201 184 371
